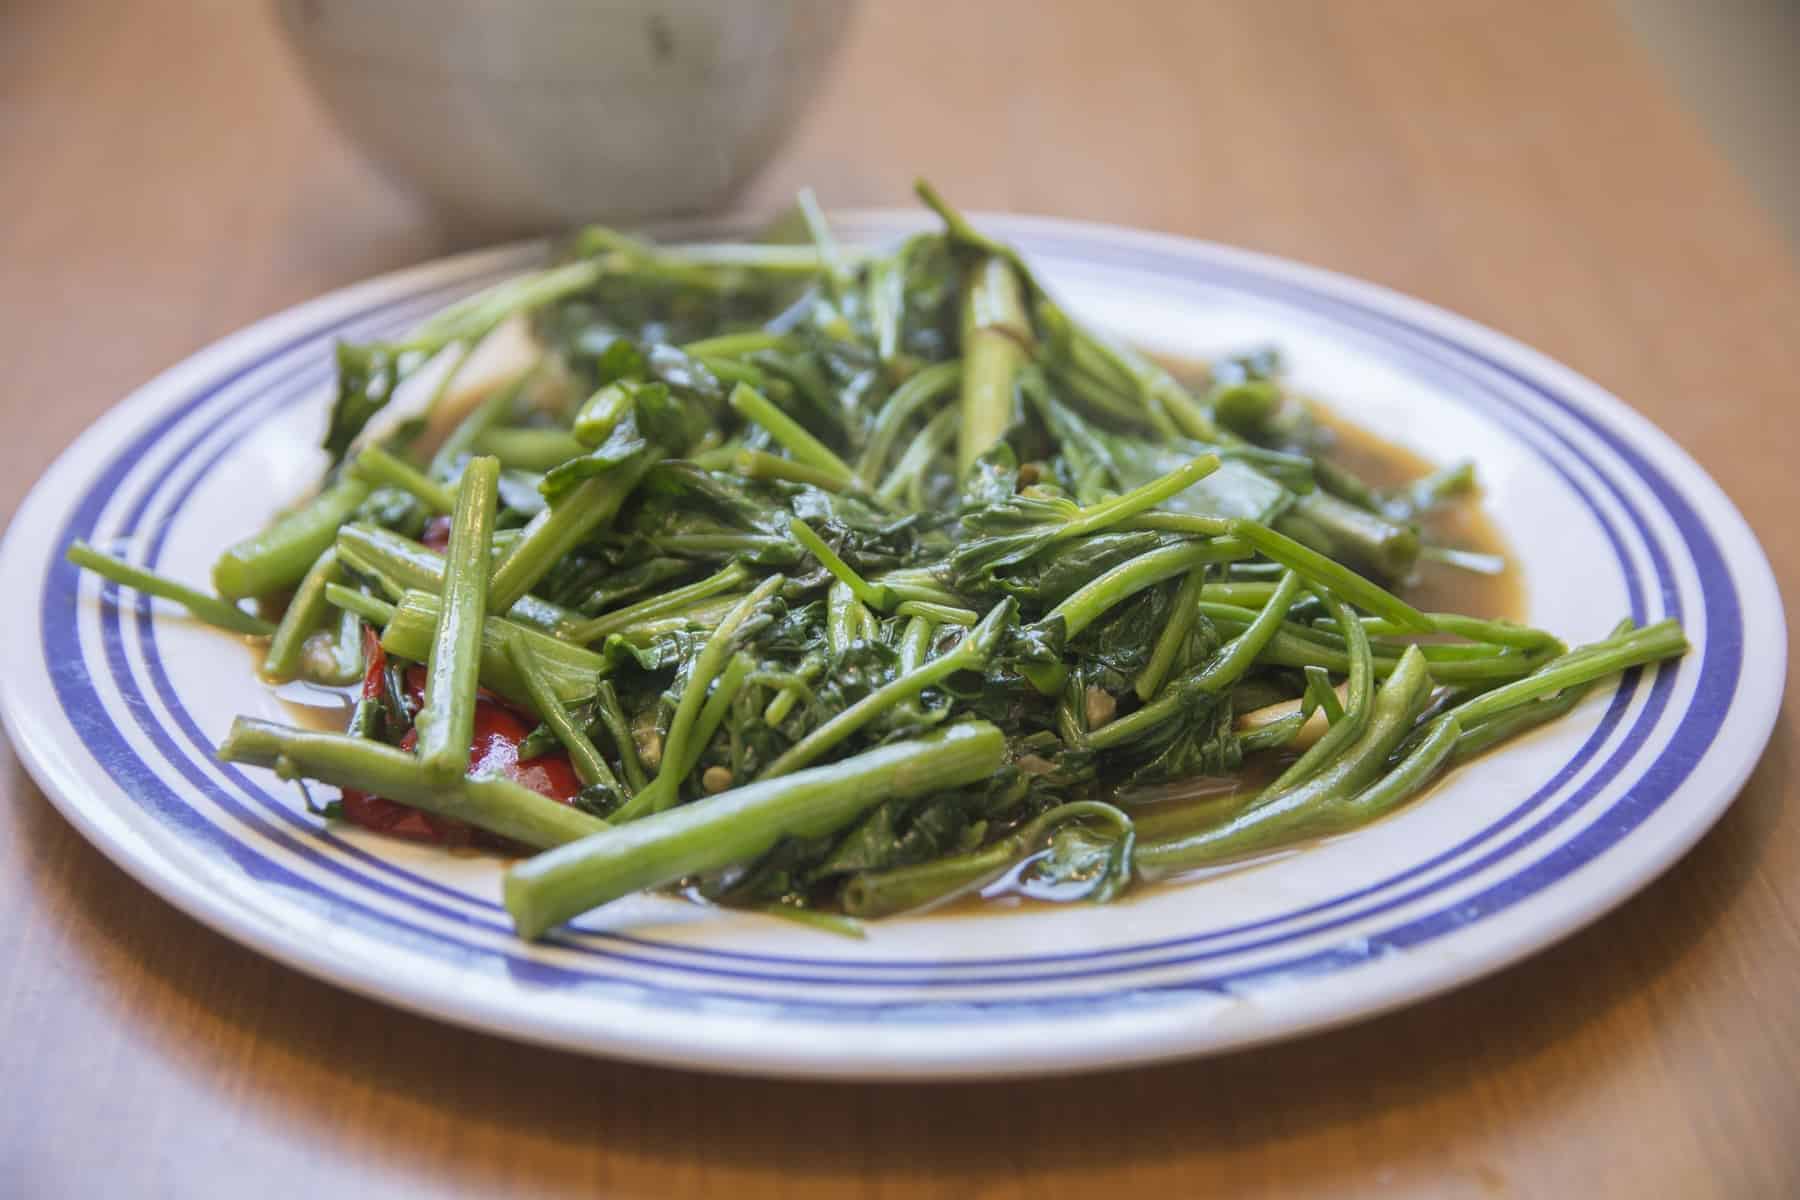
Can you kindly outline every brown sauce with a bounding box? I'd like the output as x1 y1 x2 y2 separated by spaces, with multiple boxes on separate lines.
266 678 357 732
1308 402 1524 621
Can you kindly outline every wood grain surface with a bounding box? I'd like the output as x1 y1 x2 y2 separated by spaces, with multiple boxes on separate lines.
3 2 1796 1195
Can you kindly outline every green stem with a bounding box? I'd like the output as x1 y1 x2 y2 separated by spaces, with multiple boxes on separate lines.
1122 513 1235 538
221 718 606 848
679 331 796 359
1044 538 1248 642
760 599 1014 780
315 603 366 686
350 446 455 514
473 428 586 472
1088 569 1301 750
728 384 858 491
381 589 605 709
1320 715 1461 831
796 187 852 305
1199 581 1279 607
732 449 851 492
872 567 963 606
1058 454 1222 541
1303 665 1345 723
792 519 897 611
864 247 906 365
895 600 977 627
568 562 751 644
262 548 345 680
886 614 940 727
762 655 824 727
212 476 371 599
572 382 633 448
334 523 579 635
669 651 754 789
1436 620 1687 731
1449 687 1591 765
67 540 274 637
1227 519 1432 632
1220 626 1549 685
594 681 646 793
488 448 657 613
614 576 785 820
1134 644 1431 877
1136 565 1207 702
825 580 866 656
503 721 1007 937
1275 490 1420 580
875 406 958 506
858 360 961 484
324 583 395 626
957 255 1031 475
416 457 499 782
1265 589 1376 794
504 632 619 791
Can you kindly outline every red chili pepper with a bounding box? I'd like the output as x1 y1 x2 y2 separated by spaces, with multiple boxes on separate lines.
338 655 583 846
420 515 453 552
358 624 386 700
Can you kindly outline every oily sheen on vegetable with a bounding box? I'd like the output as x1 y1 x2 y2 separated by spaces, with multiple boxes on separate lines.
65 183 1688 940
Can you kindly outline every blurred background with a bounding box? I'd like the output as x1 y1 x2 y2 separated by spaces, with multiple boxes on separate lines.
1622 0 1800 247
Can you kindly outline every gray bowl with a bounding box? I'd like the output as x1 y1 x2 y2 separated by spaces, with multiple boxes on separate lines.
277 0 854 235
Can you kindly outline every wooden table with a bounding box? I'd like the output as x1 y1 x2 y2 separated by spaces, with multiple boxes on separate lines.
4 2 1796 1194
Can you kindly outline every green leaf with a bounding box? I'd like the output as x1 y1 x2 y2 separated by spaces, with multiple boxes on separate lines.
538 423 651 504
323 343 400 464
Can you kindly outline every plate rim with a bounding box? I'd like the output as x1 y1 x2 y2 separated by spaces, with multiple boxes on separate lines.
1 211 1785 1079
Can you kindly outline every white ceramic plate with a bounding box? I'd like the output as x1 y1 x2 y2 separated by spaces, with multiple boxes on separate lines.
1 214 1784 1080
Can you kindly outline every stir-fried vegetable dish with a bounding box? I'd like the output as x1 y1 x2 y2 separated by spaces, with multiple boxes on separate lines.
67 184 1687 939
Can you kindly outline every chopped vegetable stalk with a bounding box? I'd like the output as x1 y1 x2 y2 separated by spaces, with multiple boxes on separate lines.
263 547 347 680
504 721 1008 938
859 360 960 484
488 451 656 614
219 718 607 849
957 256 1031 474
335 523 579 635
415 456 499 782
212 476 370 599
1087 569 1303 750
381 590 606 709
350 446 455 514
729 384 859 491
473 428 588 472
791 519 898 611
568 563 751 644
1264 589 1377 794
